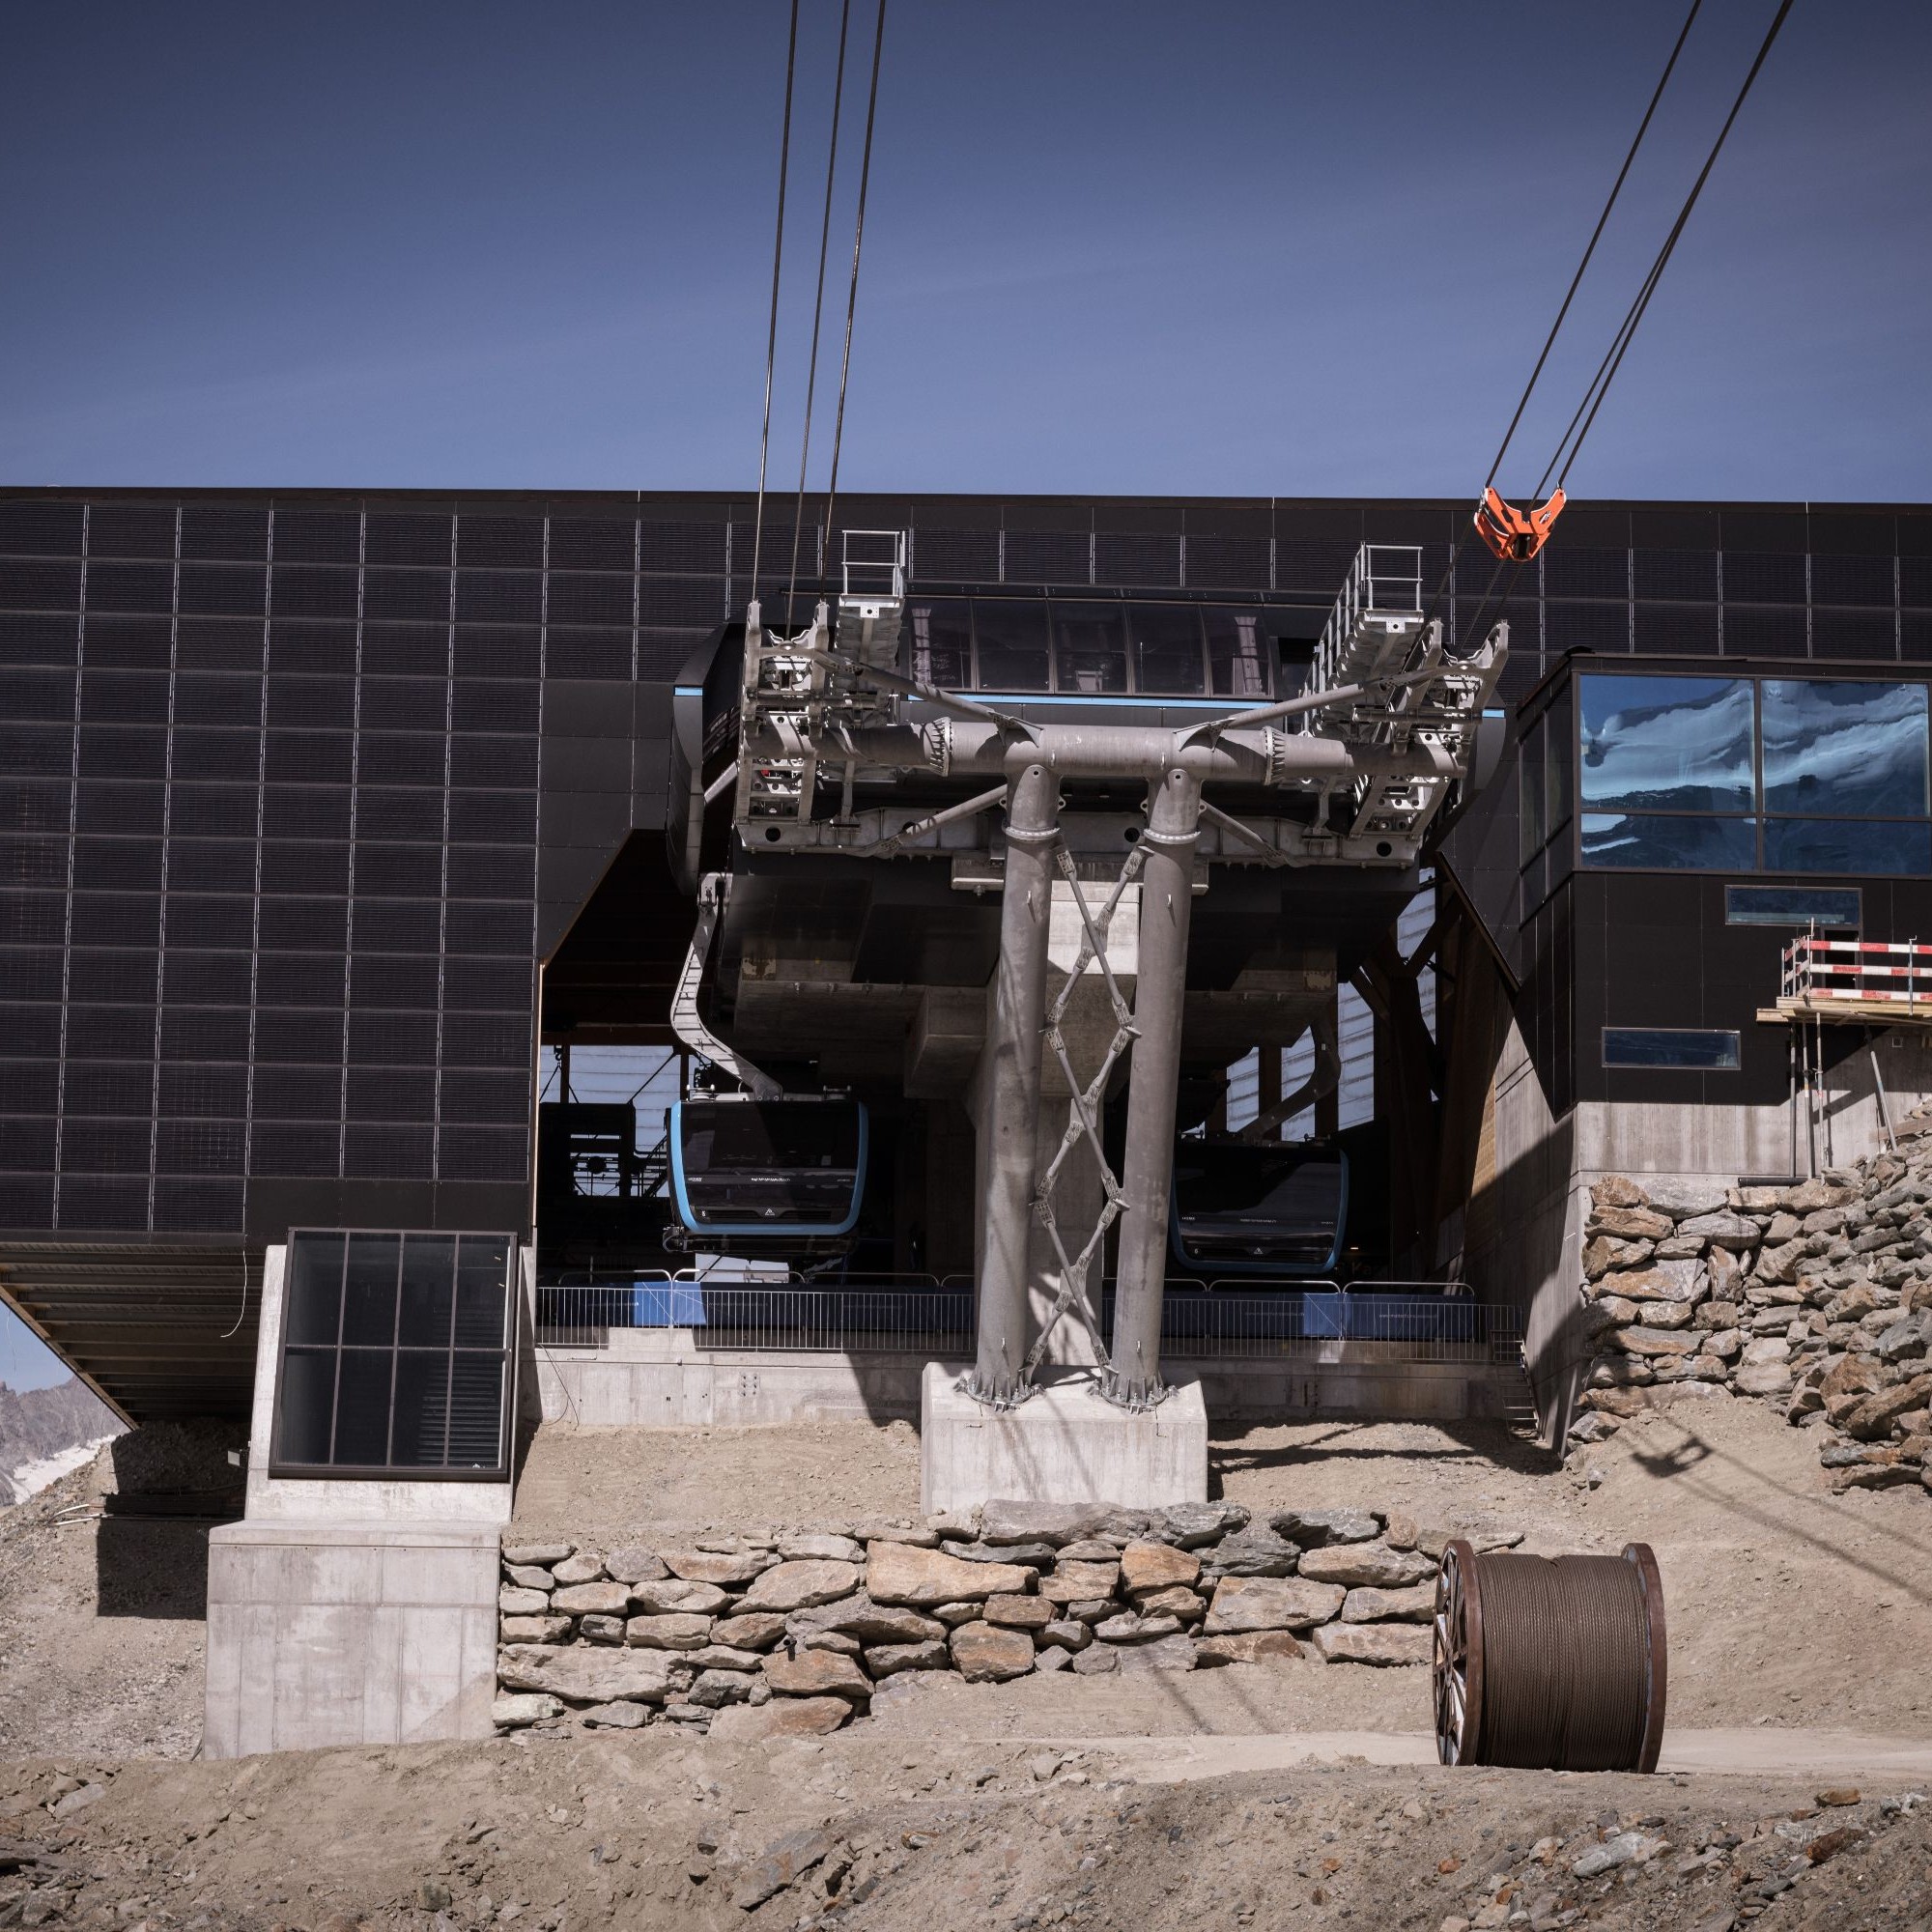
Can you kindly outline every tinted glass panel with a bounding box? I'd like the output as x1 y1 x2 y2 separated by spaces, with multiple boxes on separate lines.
1205 608 1269 698
1049 604 1127 694
447 1353 508 1465
397 1234 456 1346
341 1233 399 1345
676 1099 864 1228
971 602 1049 691
904 599 971 690
1580 813 1756 870
1724 885 1862 927
1170 1145 1344 1268
1127 606 1206 696
332 1350 394 1464
1764 819 1931 877
1761 680 1929 819
1520 716 1546 864
1603 1028 1741 1070
277 1350 337 1463
454 1234 513 1347
389 1351 452 1466
283 1232 344 1345
1578 675 1754 812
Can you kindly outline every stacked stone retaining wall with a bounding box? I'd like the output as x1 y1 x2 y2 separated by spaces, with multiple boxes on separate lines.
491 1501 1526 1737
1577 1104 1932 1493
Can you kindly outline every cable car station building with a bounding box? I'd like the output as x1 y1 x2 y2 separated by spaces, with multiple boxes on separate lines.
3 487 1930 1742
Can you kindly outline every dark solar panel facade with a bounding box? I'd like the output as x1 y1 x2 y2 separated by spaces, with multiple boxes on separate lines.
2 489 1927 1246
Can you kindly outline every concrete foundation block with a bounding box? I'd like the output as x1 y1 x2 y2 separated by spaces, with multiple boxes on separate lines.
204 1520 499 1759
919 1362 1208 1513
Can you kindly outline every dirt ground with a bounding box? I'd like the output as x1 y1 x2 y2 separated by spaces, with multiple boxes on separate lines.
6 1398 1932 1927
4 1730 1929 1932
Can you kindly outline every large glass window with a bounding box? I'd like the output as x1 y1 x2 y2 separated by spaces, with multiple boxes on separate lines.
971 602 1050 692
905 599 971 691
272 1229 514 1477
1723 884 1862 927
1574 672 1931 877
1579 675 1754 813
1761 680 1930 819
1049 604 1128 695
1127 605 1207 696
1603 1028 1741 1071
1205 608 1270 698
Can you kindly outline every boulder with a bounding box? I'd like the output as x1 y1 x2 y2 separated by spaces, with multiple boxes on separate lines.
1312 1622 1432 1665
1296 1543 1436 1590
499 1614 572 1645
1616 1259 1707 1304
777 1532 865 1563
689 1644 768 1672
1341 1582 1435 1623
503 1564 554 1590
949 1621 1037 1682
786 1592 947 1645
497 1643 686 1705
1589 1206 1675 1241
1153 1501 1249 1548
1119 1540 1201 1596
492 1692 562 1728
501 1542 573 1567
866 1541 1032 1605
630 1578 729 1616
552 1550 607 1585
1787 1175 1861 1213
688 1669 756 1709
942 1540 1060 1568
762 1649 872 1701
1069 1644 1119 1675
552 1581 631 1617
1033 1644 1072 1674
1197 1630 1303 1667
716 1610 788 1649
579 1614 626 1644
579 1701 648 1730
605 1546 668 1584
1677 1211 1759 1249
979 1499 1148 1546
710 1696 850 1742
1591 1174 1648 1208
1094 1610 1181 1642
867 1639 951 1678
1639 1179 1732 1219
1616 1326 1698 1358
1199 1528 1301 1578
499 1586 550 1617
1754 1241 1807 1287
1268 1507 1381 1548
660 1548 771 1586
736 1559 862 1614
624 1613 713 1651
1038 1560 1122 1605
1038 1619 1092 1652
1135 1585 1208 1622
1840 1374 1932 1441
1202 1576 1345 1634
983 1593 1054 1630
1113 1634 1198 1673
1582 1235 1648 1280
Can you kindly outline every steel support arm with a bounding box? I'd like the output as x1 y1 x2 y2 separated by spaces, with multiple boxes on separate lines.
966 759 1061 1406
1101 764 1203 1408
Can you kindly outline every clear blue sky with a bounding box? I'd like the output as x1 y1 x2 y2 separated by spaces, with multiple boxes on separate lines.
2 0 1927 504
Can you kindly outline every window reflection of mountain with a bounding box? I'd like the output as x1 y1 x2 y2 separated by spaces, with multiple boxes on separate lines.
1581 676 1754 814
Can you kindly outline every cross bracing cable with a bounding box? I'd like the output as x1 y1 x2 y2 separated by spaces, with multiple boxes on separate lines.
785 0 855 630
750 0 803 601
818 0 889 595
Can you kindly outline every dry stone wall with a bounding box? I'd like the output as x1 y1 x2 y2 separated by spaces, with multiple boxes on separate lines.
492 1502 1525 1736
1577 1104 1932 1494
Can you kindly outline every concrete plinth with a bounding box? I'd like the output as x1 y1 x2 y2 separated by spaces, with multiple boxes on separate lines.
919 1361 1207 1514
204 1519 500 1758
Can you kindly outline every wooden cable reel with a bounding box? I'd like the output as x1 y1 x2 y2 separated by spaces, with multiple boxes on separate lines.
1434 1540 1666 1772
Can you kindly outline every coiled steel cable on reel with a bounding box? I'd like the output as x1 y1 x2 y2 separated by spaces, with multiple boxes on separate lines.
1433 1540 1665 1772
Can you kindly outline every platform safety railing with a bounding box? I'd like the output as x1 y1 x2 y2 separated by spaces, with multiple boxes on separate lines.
534 1272 1521 1367
841 528 907 602
1781 932 1928 1015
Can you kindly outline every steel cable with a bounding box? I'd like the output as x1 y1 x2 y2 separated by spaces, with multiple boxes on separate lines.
784 0 855 631
818 0 888 596
750 0 803 602
1467 1550 1656 1771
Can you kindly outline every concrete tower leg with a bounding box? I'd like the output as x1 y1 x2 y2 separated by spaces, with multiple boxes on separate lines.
1102 764 1204 1408
965 759 1060 1406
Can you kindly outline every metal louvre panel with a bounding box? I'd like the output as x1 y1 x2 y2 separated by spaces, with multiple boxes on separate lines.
453 573 542 624
155 1119 245 1175
1094 531 1180 588
73 839 162 891
262 842 349 895
450 680 538 733
352 844 441 898
544 573 632 628
452 627 540 678
1722 552 1806 603
439 1126 528 1180
1723 606 1807 654
1904 612 1932 664
252 1064 344 1120
439 1069 529 1123
355 787 443 839
0 1179 54 1224
268 566 358 618
1810 608 1898 660
178 563 266 617
442 903 514 954
250 1124 341 1176
639 630 706 678
82 614 170 668
168 789 258 839
0 950 63 1002
1544 601 1631 653
2 1062 58 1112
449 735 536 787
1 782 71 833
256 1010 351 1063
1274 539 1360 593
153 1178 243 1230
444 847 531 899
180 505 268 561
544 628 630 679
157 1064 247 1116
255 897 348 952
76 783 163 834
359 676 449 732
1 668 77 719
60 1118 152 1173
84 506 174 558
256 954 348 1009
0 500 86 554
85 562 175 613
69 950 161 1004
0 725 73 777
79 725 168 781
162 895 255 951
0 1007 62 1057
0 893 66 947
347 1065 438 1121
267 619 357 674
1632 549 1718 599
70 893 161 945
447 791 535 843
1 612 84 666
912 527 997 582
1183 535 1270 589
263 787 352 841
156 952 250 1006
347 1010 436 1065
266 675 355 728
361 514 453 568
355 733 446 787
176 617 265 670
347 953 439 1009
0 838 67 888
358 623 447 676
264 730 354 785
80 669 170 723
455 517 545 570
61 1062 152 1117
167 728 258 782
56 1177 147 1227
0 1120 57 1168
1810 554 1894 607
157 1008 249 1060
635 577 721 626
442 955 529 1011
266 508 359 564
0 560 84 611
1002 529 1088 585
1633 603 1720 653
639 521 725 574
349 898 439 952
546 518 636 572
344 1122 432 1178
441 1011 529 1066
178 672 268 726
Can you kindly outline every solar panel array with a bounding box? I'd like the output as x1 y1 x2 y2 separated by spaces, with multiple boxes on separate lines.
2 492 1926 1241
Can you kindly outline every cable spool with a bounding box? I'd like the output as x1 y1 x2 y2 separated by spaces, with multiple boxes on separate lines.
1433 1540 1666 1772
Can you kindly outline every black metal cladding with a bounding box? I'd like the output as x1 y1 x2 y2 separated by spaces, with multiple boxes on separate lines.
2 489 1929 1246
